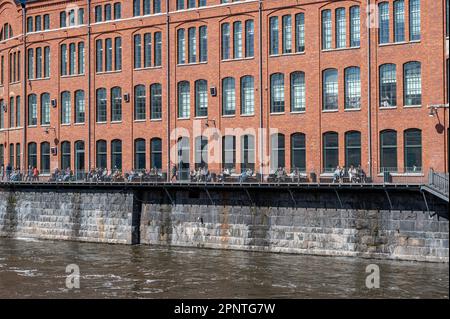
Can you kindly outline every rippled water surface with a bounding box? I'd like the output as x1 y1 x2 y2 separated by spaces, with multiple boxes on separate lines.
0 238 448 299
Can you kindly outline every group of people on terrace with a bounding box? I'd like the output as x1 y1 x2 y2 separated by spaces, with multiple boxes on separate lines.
332 165 367 183
0 164 40 182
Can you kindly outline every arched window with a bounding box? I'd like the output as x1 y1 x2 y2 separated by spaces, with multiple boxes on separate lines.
111 87 122 122
96 88 107 122
378 2 390 44
177 137 190 179
323 69 338 110
178 81 190 118
321 10 331 49
290 72 305 112
323 132 338 172
195 136 208 169
28 94 37 126
177 29 186 64
134 139 146 170
270 133 285 170
379 64 397 107
350 6 360 47
403 62 421 106
133 0 141 16
1 23 13 41
61 91 71 124
41 93 50 125
380 130 397 172
282 15 292 54
61 141 71 170
345 131 361 168
195 80 208 117
221 23 230 59
241 134 255 172
404 129 422 172
271 73 285 113
409 0 421 41
394 0 405 42
75 141 85 177
111 140 122 170
28 142 37 169
240 76 254 115
335 8 346 48
270 16 279 54
96 140 107 169
222 77 236 115
222 135 236 170
134 85 146 120
291 133 306 172
40 142 50 174
233 21 243 58
150 138 162 170
150 83 162 119
345 67 361 109
75 90 85 123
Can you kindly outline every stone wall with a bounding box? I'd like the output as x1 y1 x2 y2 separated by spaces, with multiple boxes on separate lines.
140 204 449 263
0 190 134 244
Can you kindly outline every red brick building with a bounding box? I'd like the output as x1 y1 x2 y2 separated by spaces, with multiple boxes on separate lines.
0 0 448 181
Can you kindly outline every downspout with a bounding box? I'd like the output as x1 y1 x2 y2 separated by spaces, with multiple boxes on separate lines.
367 0 372 179
21 1 27 172
87 0 92 170
166 0 171 181
258 0 263 181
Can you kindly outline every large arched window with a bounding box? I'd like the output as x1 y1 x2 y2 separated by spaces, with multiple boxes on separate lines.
40 142 50 174
61 91 71 124
270 73 285 113
75 90 85 123
270 133 285 170
379 64 397 107
96 140 107 169
344 67 361 109
28 94 38 126
134 85 146 120
290 72 305 112
150 138 162 170
28 142 37 169
380 130 397 172
222 77 236 115
241 134 255 172
40 93 50 125
178 81 190 118
323 132 338 172
0 23 13 41
75 141 85 176
195 80 208 117
403 61 421 106
323 69 338 110
345 131 361 168
195 136 208 169
111 87 122 122
150 83 162 119
222 135 236 170
291 133 306 172
61 141 71 170
378 2 390 44
96 88 107 122
111 140 122 170
240 75 254 115
404 129 422 172
134 139 146 170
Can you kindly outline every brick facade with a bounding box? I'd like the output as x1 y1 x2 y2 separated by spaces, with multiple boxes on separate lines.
0 0 448 181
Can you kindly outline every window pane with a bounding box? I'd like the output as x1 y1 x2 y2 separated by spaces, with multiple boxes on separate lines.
404 129 422 172
290 72 305 112
134 85 146 120
144 33 152 67
188 27 197 63
61 91 71 124
178 82 190 118
28 94 37 126
270 17 279 55
241 76 254 115
350 6 360 47
115 37 122 70
323 132 338 172
199 26 208 62
404 62 421 106
151 138 162 169
41 93 50 125
134 35 141 68
295 13 305 52
291 133 306 171
271 73 284 113
409 0 421 41
270 134 285 170
241 135 255 171
345 131 361 167
96 88 107 122
150 83 162 119
323 69 338 110
380 130 397 171
221 23 230 59
75 90 85 123
222 77 236 115
96 140 107 169
335 8 346 48
345 67 361 109
379 3 390 44
195 80 208 117
322 10 332 49
233 21 243 58
245 20 254 57
111 87 122 121
134 139 146 170
380 64 397 107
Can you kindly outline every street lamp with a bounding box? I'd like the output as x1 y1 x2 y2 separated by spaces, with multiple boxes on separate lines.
428 104 449 117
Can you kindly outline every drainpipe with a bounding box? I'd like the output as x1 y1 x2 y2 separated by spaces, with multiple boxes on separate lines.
87 0 92 170
21 1 27 172
367 0 372 179
258 0 263 181
166 0 171 181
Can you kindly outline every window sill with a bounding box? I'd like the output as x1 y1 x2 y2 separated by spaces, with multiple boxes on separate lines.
177 61 208 67
380 106 397 110
61 74 85 79
377 172 424 177
27 125 38 128
134 66 163 71
194 116 208 119
379 40 421 47
9 81 21 85
344 108 361 112
321 46 360 53
150 118 163 122
404 105 422 108
111 121 122 124
134 119 147 123
270 51 305 58
270 112 285 116
222 115 236 118
290 110 306 114
96 70 122 75
74 123 85 126
177 117 190 120
96 121 107 124
28 77 51 82
240 113 255 117
61 124 71 126
221 57 254 63
322 109 339 113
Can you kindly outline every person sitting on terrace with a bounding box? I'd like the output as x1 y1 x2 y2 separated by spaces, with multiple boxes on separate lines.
348 165 357 183
333 166 342 183
10 168 21 181
289 168 300 182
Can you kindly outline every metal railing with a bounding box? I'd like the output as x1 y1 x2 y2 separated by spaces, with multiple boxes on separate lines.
428 168 449 197
0 167 429 186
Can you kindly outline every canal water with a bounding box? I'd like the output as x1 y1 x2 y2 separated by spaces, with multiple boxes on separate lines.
0 238 448 299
